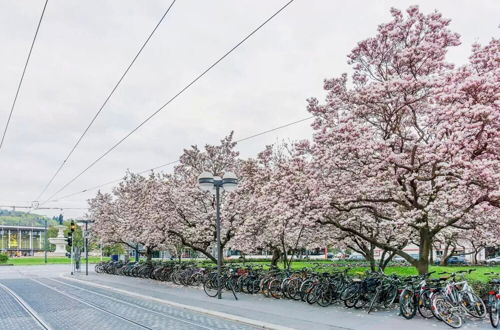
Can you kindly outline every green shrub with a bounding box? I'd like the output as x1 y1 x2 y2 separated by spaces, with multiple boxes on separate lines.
468 279 491 300
0 253 8 264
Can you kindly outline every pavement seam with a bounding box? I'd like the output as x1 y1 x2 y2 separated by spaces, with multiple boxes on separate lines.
45 277 215 330
0 281 52 330
31 278 152 330
61 274 295 330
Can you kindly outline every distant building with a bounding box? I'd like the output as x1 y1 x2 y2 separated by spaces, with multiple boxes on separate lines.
0 224 47 256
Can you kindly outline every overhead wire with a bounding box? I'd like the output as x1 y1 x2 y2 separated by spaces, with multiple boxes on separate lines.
0 0 49 151
0 205 87 210
39 0 295 206
34 0 177 202
43 114 313 204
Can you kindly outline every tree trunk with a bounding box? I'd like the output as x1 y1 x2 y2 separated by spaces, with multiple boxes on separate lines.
440 246 456 266
368 254 376 272
416 230 431 274
473 248 481 265
363 246 376 272
145 247 153 263
378 250 395 271
271 248 281 267
282 251 288 270
167 231 218 264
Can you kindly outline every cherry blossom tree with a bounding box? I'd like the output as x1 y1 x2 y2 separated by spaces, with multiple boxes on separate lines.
89 172 172 262
304 6 499 273
154 133 241 263
231 144 324 268
333 216 409 271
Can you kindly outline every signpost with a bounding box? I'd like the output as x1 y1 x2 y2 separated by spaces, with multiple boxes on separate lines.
77 220 93 276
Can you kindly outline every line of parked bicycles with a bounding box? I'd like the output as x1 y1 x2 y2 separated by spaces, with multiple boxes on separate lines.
95 260 500 329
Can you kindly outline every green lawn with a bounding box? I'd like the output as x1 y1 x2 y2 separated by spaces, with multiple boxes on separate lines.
225 260 500 282
4 257 110 265
340 265 500 282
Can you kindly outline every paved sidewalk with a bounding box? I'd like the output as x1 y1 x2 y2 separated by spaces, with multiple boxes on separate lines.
69 270 493 330
0 265 262 330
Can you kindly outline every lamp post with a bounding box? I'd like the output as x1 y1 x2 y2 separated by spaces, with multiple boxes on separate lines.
197 171 238 299
44 218 47 264
76 220 93 276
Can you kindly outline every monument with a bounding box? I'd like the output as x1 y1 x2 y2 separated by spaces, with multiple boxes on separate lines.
48 215 67 256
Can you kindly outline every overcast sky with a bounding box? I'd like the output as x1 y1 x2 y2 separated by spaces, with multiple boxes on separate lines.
0 0 498 219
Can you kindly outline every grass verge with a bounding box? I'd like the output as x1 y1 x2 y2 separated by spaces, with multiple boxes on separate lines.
8 257 110 265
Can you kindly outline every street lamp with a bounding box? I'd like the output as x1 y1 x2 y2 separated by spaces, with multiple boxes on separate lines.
197 171 238 299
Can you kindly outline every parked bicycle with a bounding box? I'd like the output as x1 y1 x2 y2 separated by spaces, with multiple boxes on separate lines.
430 270 486 328
486 272 500 328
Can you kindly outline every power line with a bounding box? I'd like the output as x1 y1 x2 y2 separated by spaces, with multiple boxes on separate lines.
40 0 295 205
43 115 313 203
235 116 313 143
34 0 177 202
0 205 87 210
0 0 49 151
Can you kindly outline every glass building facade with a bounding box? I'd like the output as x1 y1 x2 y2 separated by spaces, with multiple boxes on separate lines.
0 225 47 256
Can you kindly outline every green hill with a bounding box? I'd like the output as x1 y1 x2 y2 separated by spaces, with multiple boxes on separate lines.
0 210 57 227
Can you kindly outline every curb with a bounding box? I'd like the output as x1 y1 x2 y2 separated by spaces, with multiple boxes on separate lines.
60 274 294 330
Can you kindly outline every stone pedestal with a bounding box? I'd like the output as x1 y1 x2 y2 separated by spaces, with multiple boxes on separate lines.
48 225 67 256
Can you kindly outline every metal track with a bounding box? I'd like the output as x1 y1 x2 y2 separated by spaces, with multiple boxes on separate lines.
45 277 214 330
30 278 152 330
0 282 52 330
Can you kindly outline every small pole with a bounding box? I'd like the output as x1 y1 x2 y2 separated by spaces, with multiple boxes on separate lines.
44 219 48 264
215 184 222 300
70 241 74 275
136 244 139 262
85 221 88 276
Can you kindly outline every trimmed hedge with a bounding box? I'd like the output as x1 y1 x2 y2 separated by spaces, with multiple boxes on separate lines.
0 253 8 264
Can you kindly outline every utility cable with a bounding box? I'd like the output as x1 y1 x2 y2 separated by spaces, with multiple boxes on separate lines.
0 0 49 151
34 0 177 202
43 114 312 203
40 0 295 205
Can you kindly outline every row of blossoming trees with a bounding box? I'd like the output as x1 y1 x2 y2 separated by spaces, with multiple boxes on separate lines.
89 6 499 274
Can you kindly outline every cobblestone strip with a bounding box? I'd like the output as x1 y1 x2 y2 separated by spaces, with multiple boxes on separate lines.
44 277 256 330
0 278 144 330
61 275 290 330
0 283 47 330
38 278 214 330
31 279 153 330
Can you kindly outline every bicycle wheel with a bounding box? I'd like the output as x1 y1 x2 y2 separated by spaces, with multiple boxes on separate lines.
203 276 219 297
418 290 434 319
430 292 444 321
382 284 398 308
299 279 315 302
317 283 334 307
399 289 417 319
354 292 372 309
490 296 499 328
305 283 319 304
269 279 283 299
172 272 181 285
368 289 381 314
236 275 247 293
461 292 486 318
281 279 291 299
432 296 463 328
247 279 260 294
341 284 360 308
287 278 303 301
